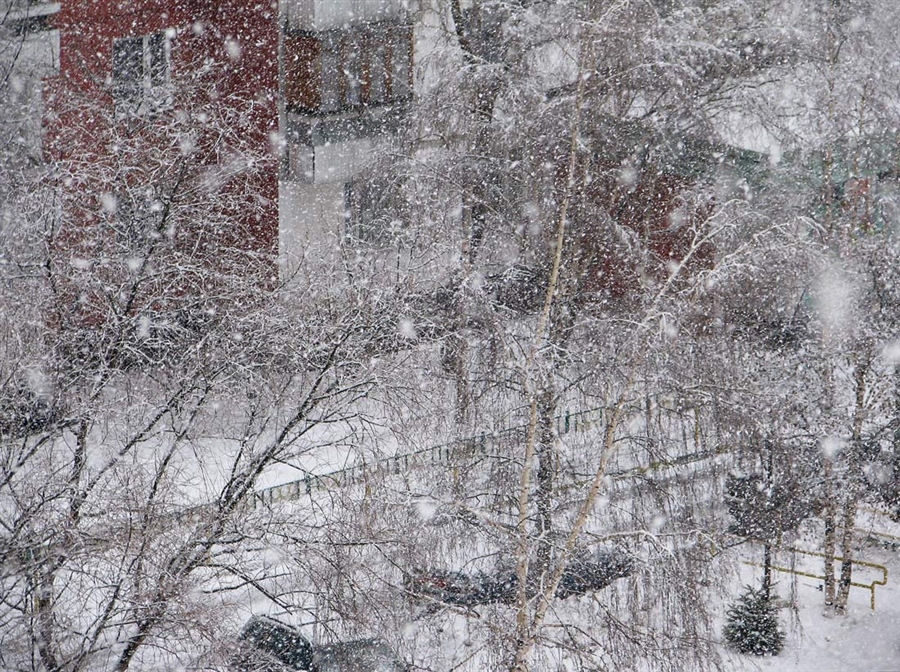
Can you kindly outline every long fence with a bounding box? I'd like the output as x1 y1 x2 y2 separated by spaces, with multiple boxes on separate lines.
250 406 603 508
244 407 897 613
248 403 725 510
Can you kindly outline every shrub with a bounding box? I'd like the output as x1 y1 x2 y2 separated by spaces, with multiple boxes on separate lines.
723 586 785 656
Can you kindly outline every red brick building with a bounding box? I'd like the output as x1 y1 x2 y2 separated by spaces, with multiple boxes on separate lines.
25 0 412 328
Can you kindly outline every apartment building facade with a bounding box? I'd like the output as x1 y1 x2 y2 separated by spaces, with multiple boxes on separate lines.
10 0 412 285
5 0 769 309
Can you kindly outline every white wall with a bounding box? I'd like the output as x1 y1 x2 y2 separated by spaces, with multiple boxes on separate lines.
285 0 405 31
277 0 432 280
0 10 60 165
278 180 346 275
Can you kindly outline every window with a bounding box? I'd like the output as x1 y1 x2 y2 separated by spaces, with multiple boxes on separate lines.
368 36 387 106
114 188 166 251
390 35 412 101
344 176 408 247
320 33 341 112
112 31 170 116
345 44 362 107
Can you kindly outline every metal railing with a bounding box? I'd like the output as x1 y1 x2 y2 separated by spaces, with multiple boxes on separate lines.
743 547 889 610
249 405 608 508
248 403 727 510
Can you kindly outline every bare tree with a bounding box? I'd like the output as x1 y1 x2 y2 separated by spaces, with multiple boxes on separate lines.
728 0 900 614
368 1 797 669
0 25 411 670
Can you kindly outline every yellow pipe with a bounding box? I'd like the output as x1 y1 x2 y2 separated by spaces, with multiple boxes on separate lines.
742 549 888 610
856 528 900 542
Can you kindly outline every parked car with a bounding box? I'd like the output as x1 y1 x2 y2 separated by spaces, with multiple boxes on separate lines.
403 568 516 607
405 548 634 607
232 616 408 672
554 549 634 599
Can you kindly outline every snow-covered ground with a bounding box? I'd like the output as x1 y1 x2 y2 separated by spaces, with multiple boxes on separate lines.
237 410 900 672
723 523 900 672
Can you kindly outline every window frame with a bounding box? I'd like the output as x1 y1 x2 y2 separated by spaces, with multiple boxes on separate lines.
112 31 172 118
343 176 408 247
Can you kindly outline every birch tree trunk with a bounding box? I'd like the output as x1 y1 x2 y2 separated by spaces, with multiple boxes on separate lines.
834 359 868 612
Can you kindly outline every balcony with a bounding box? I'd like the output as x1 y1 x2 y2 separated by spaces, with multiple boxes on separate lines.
1 1 60 76
284 0 406 32
280 14 412 184
284 104 406 184
284 21 412 116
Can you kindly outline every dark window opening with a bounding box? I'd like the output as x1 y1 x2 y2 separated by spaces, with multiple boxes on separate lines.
112 31 170 117
8 13 52 36
114 189 166 251
344 176 408 247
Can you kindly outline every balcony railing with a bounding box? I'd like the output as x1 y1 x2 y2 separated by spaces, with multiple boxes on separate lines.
284 21 412 116
2 1 59 23
0 2 59 76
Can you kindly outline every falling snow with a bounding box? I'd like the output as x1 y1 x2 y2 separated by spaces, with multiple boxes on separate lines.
1 1 899 671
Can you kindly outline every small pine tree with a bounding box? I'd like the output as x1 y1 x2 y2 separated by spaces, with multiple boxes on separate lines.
723 586 785 656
